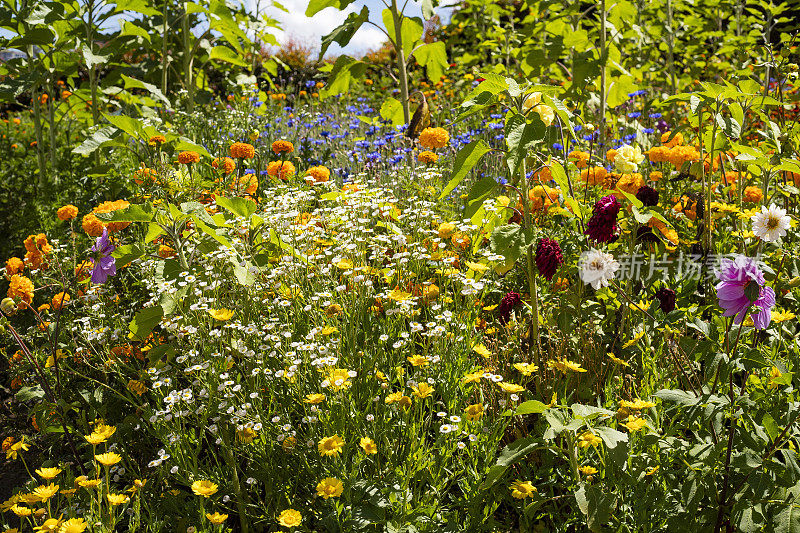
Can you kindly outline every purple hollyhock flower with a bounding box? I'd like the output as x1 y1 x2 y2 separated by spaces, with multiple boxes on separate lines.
90 228 117 284
715 255 775 329
535 238 564 281
497 291 521 324
585 195 621 243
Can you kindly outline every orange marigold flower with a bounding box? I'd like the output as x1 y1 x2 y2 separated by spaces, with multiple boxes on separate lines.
743 186 764 203
614 173 645 198
417 151 439 164
271 140 294 154
418 127 449 149
304 165 330 184
157 245 176 259
267 160 296 180
93 200 131 233
148 135 166 146
647 146 670 163
212 157 236 174
177 151 200 165
82 213 105 237
8 274 34 307
650 171 663 181
5 257 24 276
75 260 93 281
606 148 618 162
661 131 684 148
57 205 78 221
134 167 158 185
51 292 69 310
229 142 256 159
230 173 258 196
568 150 590 169
580 166 607 186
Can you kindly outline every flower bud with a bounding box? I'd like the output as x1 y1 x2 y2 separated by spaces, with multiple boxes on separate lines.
0 297 16 316
789 276 800 288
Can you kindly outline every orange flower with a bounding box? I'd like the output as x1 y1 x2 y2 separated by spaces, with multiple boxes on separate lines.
580 166 607 186
229 142 255 159
661 131 684 148
82 214 106 237
417 151 439 164
230 174 258 196
57 205 78 221
267 160 296 180
148 135 166 146
212 157 236 174
304 165 330 184
568 150 590 169
5 257 24 276
93 200 131 233
418 127 449 149
177 151 200 165
743 186 763 203
51 292 70 310
271 140 294 154
7 274 34 307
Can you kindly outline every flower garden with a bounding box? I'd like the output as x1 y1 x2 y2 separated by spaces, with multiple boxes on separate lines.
1 0 800 531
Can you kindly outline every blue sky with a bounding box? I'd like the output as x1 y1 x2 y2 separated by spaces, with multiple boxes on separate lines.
259 0 453 56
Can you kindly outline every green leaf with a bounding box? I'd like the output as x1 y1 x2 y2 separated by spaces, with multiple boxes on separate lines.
320 6 370 58
491 224 530 264
774 503 800 533
119 20 150 42
414 41 448 82
81 44 107 69
15 386 45 402
306 0 356 16
464 175 499 220
216 196 257 219
115 0 161 16
73 126 120 156
95 203 154 222
121 74 170 107
209 46 248 67
575 484 616 532
439 140 491 200
380 97 405 126
129 306 164 341
607 75 636 108
503 400 547 416
321 55 367 97
505 114 545 174
421 0 437 18
595 426 628 449
174 138 212 159
481 437 541 490
715 113 741 139
104 113 143 139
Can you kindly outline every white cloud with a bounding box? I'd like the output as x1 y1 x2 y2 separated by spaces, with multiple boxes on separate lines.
253 0 386 57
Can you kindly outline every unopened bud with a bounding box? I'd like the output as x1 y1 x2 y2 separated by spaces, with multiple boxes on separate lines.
0 297 16 316
789 276 800 288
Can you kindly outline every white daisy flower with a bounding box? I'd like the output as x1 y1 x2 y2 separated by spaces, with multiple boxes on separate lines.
579 248 620 290
751 204 791 242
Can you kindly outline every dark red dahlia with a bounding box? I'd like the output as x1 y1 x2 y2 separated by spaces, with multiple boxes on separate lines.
636 185 659 207
585 195 621 243
535 238 564 281
653 287 676 313
497 291 521 324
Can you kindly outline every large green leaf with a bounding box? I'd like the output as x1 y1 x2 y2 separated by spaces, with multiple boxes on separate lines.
414 41 448 82
129 306 164 341
121 74 170 107
438 139 491 200
380 97 404 126
95 203 154 222
209 46 248 67
480 437 543 490
306 0 357 16
575 484 616 532
320 6 370 58
321 55 367 97
216 196 257 219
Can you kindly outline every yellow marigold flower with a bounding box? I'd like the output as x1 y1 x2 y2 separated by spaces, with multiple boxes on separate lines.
57 205 78 221
318 435 344 457
237 427 257 444
148 135 166 146
33 518 62 532
385 391 412 409
11 504 32 516
417 150 439 164
206 512 228 525
465 403 484 422
177 151 200 165
577 431 602 449
5 257 24 276
212 157 236 174
619 398 655 409
271 140 294 154
547 358 587 374
513 363 538 376
316 477 344 499
92 200 130 233
32 484 59 502
51 292 69 310
323 368 352 391
85 423 116 445
277 509 302 528
388 288 412 301
267 160 296 180
359 437 377 455
106 493 129 506
7 274 34 308
229 142 255 159
207 308 234 321
472 344 491 358
94 452 122 466
623 416 648 432
418 127 449 149
580 465 598 475
78 478 101 489
304 393 326 404
509 480 537 499
407 354 429 367
191 480 218 498
230 173 258 196
35 467 62 480
497 382 525 393
60 518 88 533
412 382 434 399
462 370 483 384
437 222 456 239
